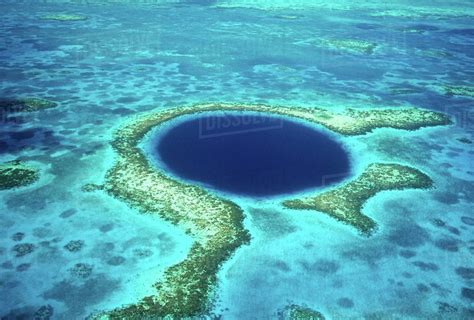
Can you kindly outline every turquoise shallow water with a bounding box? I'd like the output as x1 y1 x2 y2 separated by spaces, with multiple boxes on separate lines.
0 1 473 319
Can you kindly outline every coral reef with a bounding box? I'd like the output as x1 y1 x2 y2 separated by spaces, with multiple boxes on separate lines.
297 38 379 55
40 14 88 21
281 304 325 320
92 103 449 318
457 137 472 144
217 0 474 17
81 183 103 192
443 85 474 97
69 263 93 278
370 7 474 19
318 38 378 55
0 161 39 190
12 243 36 257
283 163 433 235
11 232 26 242
389 87 422 95
34 305 54 320
64 240 85 253
0 98 57 113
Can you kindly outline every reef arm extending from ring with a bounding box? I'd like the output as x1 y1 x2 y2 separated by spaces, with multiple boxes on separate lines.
282 163 434 235
92 103 450 318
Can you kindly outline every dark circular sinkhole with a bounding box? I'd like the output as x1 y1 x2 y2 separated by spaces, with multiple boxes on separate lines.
154 113 351 197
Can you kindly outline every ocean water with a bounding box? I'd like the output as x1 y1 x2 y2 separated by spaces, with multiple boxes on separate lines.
0 0 473 319
154 113 350 197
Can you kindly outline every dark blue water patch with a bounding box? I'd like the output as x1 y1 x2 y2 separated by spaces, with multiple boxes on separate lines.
445 29 474 36
154 113 350 197
354 23 382 30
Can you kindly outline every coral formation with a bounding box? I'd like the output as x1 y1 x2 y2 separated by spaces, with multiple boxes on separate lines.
12 243 35 257
69 263 93 278
217 0 474 18
93 103 449 318
370 7 474 19
283 163 433 235
0 161 39 190
34 305 54 320
457 137 473 144
81 183 103 192
64 240 85 253
443 85 474 97
297 38 379 55
389 87 421 95
0 98 57 113
318 38 378 55
11 232 25 242
40 14 88 21
281 304 325 320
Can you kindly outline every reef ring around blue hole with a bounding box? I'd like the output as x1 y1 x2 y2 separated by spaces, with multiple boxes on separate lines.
152 112 351 198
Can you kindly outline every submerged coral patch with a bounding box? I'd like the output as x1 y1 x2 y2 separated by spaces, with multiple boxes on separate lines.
370 7 474 19
283 163 433 235
0 98 57 114
40 14 88 21
443 85 474 97
281 304 326 320
297 37 379 55
12 243 35 257
0 160 40 190
319 38 378 55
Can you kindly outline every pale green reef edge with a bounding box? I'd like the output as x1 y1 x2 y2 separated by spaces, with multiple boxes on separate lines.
87 102 451 319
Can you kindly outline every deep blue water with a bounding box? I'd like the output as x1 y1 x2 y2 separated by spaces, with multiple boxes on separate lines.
156 114 350 197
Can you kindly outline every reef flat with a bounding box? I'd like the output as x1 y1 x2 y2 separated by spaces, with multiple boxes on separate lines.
283 163 433 235
39 14 88 21
0 98 57 114
94 103 449 318
281 304 325 320
0 160 39 190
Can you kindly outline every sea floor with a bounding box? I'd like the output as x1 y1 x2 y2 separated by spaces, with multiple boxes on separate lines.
0 1 473 319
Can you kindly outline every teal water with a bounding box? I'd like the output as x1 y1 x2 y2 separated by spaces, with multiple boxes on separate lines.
0 1 473 319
